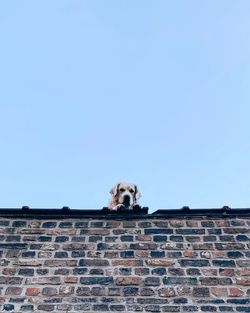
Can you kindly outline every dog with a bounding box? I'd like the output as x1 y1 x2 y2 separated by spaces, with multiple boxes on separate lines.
108 182 141 210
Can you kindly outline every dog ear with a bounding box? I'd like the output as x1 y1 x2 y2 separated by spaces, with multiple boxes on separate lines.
110 183 120 197
134 184 141 201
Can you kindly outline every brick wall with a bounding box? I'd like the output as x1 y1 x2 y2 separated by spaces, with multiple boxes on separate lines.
0 216 249 312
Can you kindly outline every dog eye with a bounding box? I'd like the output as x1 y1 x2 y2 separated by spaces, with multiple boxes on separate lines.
130 189 134 193
119 188 125 192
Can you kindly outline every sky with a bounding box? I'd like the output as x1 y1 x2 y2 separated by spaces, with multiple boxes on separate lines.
0 1 250 211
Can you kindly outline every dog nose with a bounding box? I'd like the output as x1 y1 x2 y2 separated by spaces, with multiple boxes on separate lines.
123 195 130 207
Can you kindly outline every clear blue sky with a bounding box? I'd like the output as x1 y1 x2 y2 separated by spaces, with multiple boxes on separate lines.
1 1 250 211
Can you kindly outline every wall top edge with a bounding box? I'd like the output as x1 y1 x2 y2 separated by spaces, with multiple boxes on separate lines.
0 206 249 219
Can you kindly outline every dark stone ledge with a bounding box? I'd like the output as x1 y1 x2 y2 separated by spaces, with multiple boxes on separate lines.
0 206 249 219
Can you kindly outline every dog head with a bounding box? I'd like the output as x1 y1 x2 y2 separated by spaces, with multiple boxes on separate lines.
109 182 141 208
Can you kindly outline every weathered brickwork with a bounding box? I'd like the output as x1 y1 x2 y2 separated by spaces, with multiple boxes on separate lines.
0 217 249 312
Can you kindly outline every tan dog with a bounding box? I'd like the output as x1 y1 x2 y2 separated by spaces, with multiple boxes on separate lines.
108 182 141 210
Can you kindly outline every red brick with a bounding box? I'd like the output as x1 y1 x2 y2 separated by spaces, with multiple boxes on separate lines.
44 260 77 267
184 251 198 258
115 277 142 286
236 277 250 286
229 288 244 297
0 296 5 303
236 268 250 276
26 288 40 296
211 287 228 297
136 235 152 241
112 259 143 266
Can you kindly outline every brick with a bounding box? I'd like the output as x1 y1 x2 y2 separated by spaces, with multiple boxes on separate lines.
186 268 201 275
26 288 40 296
163 277 198 285
146 259 175 266
145 228 173 234
123 287 139 296
0 243 28 249
200 277 232 285
236 277 250 286
80 229 110 235
227 251 244 258
80 277 113 285
44 259 77 267
201 221 215 227
215 243 245 250
42 222 57 228
115 276 142 285
109 288 121 296
93 304 109 311
169 235 183 242
89 268 104 275
0 277 23 284
168 268 185 276
5 287 22 295
200 306 217 312
37 305 54 311
6 235 21 242
184 251 198 258
26 277 61 285
223 228 249 234
229 288 244 297
150 251 165 258
130 243 158 250
212 260 236 267
158 287 176 297
152 268 167 276
120 250 134 258
121 235 134 241
176 229 205 235
3 304 15 311
135 268 150 276
140 288 155 296
136 235 153 241
42 287 57 296
64 276 78 283
211 287 227 297
145 305 161 312
18 268 34 276
153 236 168 242
20 305 34 311
136 250 149 258
163 306 180 312
219 268 235 276
59 286 75 295
236 260 250 267
79 259 109 266
193 243 213 250
110 305 126 311
236 235 249 241
144 277 160 286
112 259 143 266
13 260 42 266
55 268 70 275
178 259 210 267
186 236 201 242
76 287 91 296
193 287 210 297
202 268 217 276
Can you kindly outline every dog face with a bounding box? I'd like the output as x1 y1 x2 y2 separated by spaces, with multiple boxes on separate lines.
109 182 141 209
